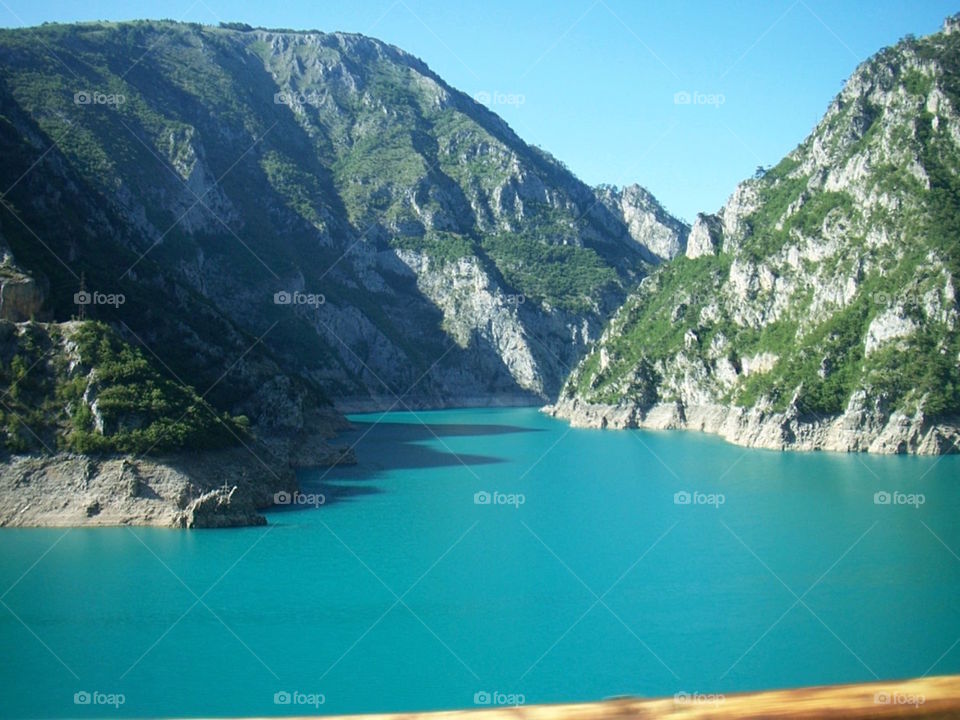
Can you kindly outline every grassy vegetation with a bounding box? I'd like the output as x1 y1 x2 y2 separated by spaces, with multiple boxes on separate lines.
0 322 246 455
260 150 330 231
572 254 729 399
741 181 857 261
480 233 619 312
735 299 868 414
0 323 64 453
391 231 476 263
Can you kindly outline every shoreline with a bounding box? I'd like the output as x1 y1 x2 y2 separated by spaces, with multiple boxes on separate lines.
544 396 960 455
334 395 544 414
4 397 957 530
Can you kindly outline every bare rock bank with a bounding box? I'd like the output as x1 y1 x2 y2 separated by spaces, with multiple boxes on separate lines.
0 444 355 528
545 396 960 455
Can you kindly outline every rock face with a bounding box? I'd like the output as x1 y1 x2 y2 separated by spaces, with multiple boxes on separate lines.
393 249 545 397
685 213 722 259
0 438 357 528
557 18 960 455
597 184 690 263
0 276 45 322
0 238 47 321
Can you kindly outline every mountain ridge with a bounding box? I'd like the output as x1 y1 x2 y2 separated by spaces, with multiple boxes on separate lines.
551 15 960 455
0 18 685 409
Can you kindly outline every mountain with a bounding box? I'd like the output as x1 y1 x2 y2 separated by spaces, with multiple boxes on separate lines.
0 20 684 524
550 16 960 454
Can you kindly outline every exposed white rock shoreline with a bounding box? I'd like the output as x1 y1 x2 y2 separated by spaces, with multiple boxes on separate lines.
0 444 355 529
545 397 960 455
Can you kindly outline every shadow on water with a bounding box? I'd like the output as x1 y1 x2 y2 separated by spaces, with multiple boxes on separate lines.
292 420 543 507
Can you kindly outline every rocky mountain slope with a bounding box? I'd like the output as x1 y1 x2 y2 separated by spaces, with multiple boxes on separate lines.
0 20 684 524
551 17 960 454
0 20 684 409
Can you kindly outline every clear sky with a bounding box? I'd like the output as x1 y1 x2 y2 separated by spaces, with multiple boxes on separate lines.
1 1 956 221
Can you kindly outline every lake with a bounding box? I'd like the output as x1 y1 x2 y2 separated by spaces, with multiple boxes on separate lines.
1 407 958 717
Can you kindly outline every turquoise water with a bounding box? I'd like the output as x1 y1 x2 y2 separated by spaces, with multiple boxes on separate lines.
1 407 959 717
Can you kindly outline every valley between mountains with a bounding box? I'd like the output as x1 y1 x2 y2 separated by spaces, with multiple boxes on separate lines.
0 16 958 526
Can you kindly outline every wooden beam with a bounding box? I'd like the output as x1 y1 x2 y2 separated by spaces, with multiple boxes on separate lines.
256 675 960 719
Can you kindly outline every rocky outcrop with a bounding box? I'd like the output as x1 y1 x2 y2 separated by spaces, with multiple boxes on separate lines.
597 184 690 263
685 213 722 259
393 249 543 394
864 307 920 355
0 449 285 528
0 442 357 528
392 248 606 399
0 269 45 322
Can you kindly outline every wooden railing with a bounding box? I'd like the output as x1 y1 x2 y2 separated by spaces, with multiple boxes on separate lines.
272 675 960 719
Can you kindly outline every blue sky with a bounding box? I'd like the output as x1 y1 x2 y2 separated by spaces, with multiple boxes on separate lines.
1 1 956 221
